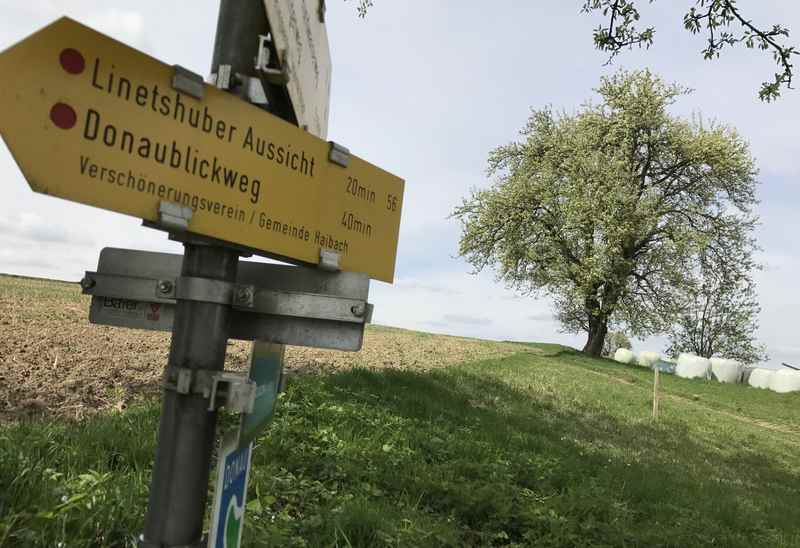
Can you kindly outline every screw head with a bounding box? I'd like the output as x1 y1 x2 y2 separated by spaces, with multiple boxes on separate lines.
158 280 174 294
235 286 252 303
351 303 366 317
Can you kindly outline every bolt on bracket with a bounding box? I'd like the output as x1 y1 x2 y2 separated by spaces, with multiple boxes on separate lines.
233 284 255 308
350 303 366 317
156 279 176 299
79 276 96 291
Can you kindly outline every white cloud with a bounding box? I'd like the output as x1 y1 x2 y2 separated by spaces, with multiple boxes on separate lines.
0 212 95 245
370 269 580 346
443 314 492 326
83 9 150 53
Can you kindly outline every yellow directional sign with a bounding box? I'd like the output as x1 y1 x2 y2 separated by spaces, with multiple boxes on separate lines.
0 17 404 282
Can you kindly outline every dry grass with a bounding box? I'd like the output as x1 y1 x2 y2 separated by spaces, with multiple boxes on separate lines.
0 275 526 420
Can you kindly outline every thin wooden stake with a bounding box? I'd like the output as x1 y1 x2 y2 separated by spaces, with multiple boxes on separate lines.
652 368 661 421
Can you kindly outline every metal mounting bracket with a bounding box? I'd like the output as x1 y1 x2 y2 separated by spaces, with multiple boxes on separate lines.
163 368 255 413
161 276 254 306
319 248 340 271
175 276 235 305
364 303 375 324
83 248 373 350
81 270 366 322
163 367 215 398
255 37 290 86
259 65 290 86
255 35 271 72
211 64 233 90
208 372 256 413
236 73 268 104
171 65 205 100
328 141 350 168
157 201 192 232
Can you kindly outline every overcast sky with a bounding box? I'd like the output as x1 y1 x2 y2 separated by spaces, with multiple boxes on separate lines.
0 1 797 368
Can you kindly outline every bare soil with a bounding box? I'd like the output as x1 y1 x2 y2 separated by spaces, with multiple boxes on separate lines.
0 275 525 420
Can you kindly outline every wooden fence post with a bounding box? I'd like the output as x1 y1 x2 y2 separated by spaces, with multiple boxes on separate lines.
652 368 661 421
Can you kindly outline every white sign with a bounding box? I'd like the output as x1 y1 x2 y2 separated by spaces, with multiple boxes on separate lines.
263 0 332 139
209 433 253 548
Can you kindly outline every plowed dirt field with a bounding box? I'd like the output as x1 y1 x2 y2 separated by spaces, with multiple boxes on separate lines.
0 274 524 419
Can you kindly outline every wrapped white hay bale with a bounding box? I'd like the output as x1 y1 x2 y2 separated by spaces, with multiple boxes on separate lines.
675 353 711 380
768 370 800 394
710 358 743 384
637 351 661 368
748 368 774 389
614 348 635 364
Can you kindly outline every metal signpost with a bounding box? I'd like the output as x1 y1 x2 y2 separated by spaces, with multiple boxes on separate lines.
0 1 404 545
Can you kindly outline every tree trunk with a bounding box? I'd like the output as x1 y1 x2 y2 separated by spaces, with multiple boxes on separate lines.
583 316 608 356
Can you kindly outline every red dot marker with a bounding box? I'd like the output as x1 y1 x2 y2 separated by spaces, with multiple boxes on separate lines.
59 48 85 74
50 103 77 129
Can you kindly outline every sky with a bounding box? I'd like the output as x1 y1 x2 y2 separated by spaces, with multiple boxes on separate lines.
0 1 797 368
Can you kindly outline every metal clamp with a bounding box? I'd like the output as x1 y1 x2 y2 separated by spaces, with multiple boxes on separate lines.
239 74 268 104
171 65 205 100
328 142 350 168
319 248 340 271
255 35 271 72
211 64 233 90
83 270 369 324
259 66 290 86
158 201 192 232
81 272 176 304
155 277 253 306
255 36 290 86
163 367 215 398
208 372 256 413
163 368 255 413
174 276 235 305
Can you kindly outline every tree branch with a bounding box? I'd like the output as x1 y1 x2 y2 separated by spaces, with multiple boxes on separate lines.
584 0 799 100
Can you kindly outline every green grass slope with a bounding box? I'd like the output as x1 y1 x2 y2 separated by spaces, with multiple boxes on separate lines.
1 345 799 547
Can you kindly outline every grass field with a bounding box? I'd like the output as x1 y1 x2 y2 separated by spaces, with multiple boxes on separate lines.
1 275 799 547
